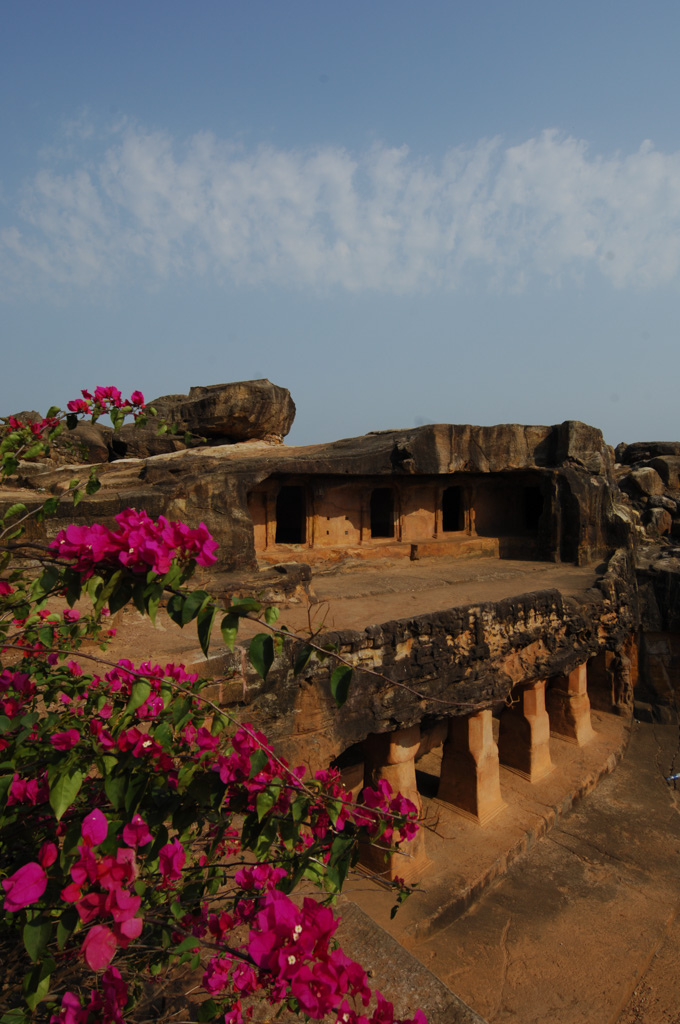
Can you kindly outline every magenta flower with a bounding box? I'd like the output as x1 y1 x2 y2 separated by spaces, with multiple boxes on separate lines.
122 813 152 848
129 390 145 406
66 398 91 414
50 729 81 750
2 862 47 912
82 924 118 970
38 842 58 868
159 839 185 880
81 808 108 847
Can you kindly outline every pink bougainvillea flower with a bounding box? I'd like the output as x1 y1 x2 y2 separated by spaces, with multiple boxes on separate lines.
2 862 47 912
0 580 14 595
52 990 89 1024
159 838 185 880
129 390 145 406
122 813 152 849
38 842 59 868
50 729 81 751
66 398 91 414
81 808 108 847
82 924 118 970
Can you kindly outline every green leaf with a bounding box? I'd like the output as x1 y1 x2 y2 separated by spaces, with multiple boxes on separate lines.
1 1007 30 1023
24 442 45 460
125 680 151 715
249 633 274 680
49 768 83 821
22 957 55 1010
104 773 126 811
85 471 100 495
40 496 59 517
197 603 216 657
171 696 192 726
131 579 146 615
108 578 133 614
249 747 269 778
229 596 262 616
35 564 60 598
330 665 353 707
153 721 173 749
220 612 239 651
63 569 83 607
0 771 13 806
264 605 280 626
167 593 185 627
210 712 228 736
256 788 277 821
196 999 218 1023
23 916 52 963
293 644 314 676
172 934 200 955
144 581 164 624
181 589 209 625
3 502 27 521
94 569 123 613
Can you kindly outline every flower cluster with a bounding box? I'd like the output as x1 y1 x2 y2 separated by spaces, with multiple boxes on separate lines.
1 392 427 1024
5 414 61 438
199 887 426 1024
50 507 218 575
66 387 145 415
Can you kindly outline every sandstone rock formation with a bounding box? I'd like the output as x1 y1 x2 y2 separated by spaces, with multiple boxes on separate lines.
148 379 296 443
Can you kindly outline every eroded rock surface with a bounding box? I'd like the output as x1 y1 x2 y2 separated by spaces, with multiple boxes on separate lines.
149 379 296 442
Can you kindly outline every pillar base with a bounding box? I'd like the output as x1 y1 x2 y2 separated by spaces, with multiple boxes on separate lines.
499 680 553 783
437 710 506 826
547 665 596 747
359 725 429 883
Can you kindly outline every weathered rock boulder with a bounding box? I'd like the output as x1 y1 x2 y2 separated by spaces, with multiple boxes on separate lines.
649 456 680 490
644 507 672 537
622 467 666 498
617 441 680 465
149 380 296 442
62 421 112 464
110 425 187 460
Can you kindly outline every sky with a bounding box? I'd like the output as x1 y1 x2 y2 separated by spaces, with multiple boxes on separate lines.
1 1 679 447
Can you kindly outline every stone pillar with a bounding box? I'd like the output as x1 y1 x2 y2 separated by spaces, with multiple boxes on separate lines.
587 650 616 712
360 725 428 882
498 680 553 782
546 664 596 746
437 710 505 825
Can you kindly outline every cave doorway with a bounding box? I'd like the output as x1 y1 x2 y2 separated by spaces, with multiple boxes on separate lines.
442 486 463 532
370 488 395 538
275 486 306 544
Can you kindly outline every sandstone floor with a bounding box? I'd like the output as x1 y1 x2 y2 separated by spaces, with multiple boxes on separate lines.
344 717 680 1024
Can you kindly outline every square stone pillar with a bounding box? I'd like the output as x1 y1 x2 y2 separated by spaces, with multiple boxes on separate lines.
437 710 505 825
546 664 596 746
498 680 553 782
360 725 428 882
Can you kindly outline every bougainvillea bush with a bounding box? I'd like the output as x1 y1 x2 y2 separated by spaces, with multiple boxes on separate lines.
0 393 426 1024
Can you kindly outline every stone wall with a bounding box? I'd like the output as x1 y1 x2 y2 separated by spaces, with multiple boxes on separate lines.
204 549 637 771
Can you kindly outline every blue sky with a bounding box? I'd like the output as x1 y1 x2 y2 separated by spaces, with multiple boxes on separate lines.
2 1 679 446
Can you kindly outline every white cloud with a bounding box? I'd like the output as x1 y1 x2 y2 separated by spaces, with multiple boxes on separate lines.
3 124 680 296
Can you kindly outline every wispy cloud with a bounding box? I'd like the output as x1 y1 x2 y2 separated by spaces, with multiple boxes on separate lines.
3 123 680 297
